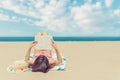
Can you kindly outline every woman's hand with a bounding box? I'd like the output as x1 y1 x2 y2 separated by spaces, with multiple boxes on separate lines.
29 41 38 48
51 42 57 50
51 38 55 44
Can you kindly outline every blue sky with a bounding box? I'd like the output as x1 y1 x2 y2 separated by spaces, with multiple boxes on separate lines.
0 0 120 37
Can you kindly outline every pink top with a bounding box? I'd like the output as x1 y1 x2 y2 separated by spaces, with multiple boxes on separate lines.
34 50 52 59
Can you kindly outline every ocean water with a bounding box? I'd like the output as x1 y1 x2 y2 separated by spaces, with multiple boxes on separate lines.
0 37 120 41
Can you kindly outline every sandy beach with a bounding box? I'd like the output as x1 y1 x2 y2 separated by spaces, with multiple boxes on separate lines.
0 41 120 80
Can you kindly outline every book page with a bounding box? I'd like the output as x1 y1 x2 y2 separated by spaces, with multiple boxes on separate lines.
34 36 52 50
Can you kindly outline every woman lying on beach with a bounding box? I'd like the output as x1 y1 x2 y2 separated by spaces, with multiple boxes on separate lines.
25 40 62 73
24 32 62 73
7 32 62 73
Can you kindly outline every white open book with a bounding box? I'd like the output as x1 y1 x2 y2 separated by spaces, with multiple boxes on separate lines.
34 35 52 50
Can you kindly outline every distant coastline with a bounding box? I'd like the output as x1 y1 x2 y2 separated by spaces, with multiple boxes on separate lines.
1 36 120 41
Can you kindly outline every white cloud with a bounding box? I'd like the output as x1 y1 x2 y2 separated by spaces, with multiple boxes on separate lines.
95 2 102 9
70 1 120 36
85 0 92 3
0 0 119 36
0 11 24 22
33 0 74 32
47 17 77 32
0 11 34 24
71 2 107 34
0 0 40 18
105 0 113 7
35 0 45 8
113 9 120 16
0 0 68 20
0 13 10 21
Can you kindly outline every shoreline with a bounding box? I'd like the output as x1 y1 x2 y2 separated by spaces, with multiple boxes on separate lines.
0 39 119 43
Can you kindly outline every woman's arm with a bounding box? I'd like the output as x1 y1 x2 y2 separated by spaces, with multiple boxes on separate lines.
51 42 62 65
25 41 37 64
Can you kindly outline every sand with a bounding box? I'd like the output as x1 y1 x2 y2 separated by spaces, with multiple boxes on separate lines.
0 41 120 80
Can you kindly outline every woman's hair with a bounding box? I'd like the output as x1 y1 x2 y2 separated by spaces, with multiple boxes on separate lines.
32 55 52 73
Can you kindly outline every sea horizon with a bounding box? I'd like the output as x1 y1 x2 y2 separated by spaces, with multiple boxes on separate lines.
1 36 120 41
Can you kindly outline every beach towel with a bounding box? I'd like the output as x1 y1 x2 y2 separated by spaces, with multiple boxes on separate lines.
7 53 66 73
